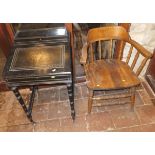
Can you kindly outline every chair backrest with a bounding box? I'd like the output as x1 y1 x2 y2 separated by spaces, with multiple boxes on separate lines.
87 26 130 61
86 26 152 76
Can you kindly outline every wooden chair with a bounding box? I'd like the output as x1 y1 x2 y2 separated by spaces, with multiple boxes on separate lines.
80 26 153 113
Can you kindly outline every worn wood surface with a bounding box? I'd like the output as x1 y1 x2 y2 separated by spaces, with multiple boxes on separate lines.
114 23 131 59
81 26 153 113
87 26 130 43
85 59 140 90
81 26 152 75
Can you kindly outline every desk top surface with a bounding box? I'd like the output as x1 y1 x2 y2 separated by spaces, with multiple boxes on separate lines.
3 27 72 82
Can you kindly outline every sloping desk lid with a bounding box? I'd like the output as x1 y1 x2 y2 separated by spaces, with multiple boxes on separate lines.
3 44 71 79
10 45 65 71
3 27 71 80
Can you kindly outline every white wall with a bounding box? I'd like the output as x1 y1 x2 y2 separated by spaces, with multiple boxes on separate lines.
123 23 155 77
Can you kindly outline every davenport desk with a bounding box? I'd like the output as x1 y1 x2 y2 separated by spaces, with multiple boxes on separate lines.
3 27 75 123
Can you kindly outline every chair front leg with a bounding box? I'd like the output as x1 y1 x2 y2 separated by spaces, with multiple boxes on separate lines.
88 89 94 113
130 87 136 111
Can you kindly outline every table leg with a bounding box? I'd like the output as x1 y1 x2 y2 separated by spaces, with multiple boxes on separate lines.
11 87 35 123
67 83 75 120
28 86 37 115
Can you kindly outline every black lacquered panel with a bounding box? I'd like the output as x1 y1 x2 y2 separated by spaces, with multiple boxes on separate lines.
18 23 64 30
14 27 68 46
3 25 75 122
10 45 65 71
3 26 72 87
3 45 71 80
15 27 67 40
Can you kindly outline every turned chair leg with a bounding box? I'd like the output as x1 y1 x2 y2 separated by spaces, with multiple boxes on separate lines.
130 87 136 111
88 90 94 113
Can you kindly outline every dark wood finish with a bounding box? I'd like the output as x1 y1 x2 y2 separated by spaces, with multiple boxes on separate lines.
5 24 14 46
0 24 14 56
11 86 36 123
0 81 9 91
65 23 75 80
65 24 75 119
0 24 14 91
0 24 74 92
0 24 13 58
145 49 155 93
3 26 75 122
81 26 152 113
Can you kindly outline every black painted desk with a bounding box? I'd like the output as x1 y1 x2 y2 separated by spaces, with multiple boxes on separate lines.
3 27 75 123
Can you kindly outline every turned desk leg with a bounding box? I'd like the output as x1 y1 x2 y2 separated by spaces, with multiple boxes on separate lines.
67 83 75 120
11 87 35 123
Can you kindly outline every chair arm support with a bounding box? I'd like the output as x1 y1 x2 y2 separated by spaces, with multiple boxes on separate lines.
130 39 153 58
80 43 88 65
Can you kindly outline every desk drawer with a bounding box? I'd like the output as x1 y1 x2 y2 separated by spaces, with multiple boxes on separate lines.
7 74 72 87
